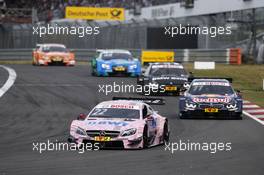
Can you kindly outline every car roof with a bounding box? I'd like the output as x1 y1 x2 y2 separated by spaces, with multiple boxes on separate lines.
96 100 144 110
96 49 131 55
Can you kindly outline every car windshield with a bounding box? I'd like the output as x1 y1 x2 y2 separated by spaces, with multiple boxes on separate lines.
89 108 140 119
188 83 234 95
101 53 132 60
42 46 67 52
151 67 187 76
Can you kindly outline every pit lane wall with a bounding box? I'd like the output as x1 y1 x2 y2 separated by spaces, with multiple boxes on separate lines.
0 48 241 65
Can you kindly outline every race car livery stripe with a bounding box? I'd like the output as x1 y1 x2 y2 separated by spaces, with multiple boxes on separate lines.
86 120 129 126
98 104 140 109
152 77 187 81
192 82 230 86
193 97 230 103
152 65 183 69
110 104 136 109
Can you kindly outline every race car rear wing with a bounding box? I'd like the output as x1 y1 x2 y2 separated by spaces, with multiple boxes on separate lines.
112 97 165 105
188 77 233 83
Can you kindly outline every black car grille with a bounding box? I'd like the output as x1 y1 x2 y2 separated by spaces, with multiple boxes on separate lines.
83 140 124 149
86 130 120 138
199 103 225 109
112 66 127 71
155 79 185 85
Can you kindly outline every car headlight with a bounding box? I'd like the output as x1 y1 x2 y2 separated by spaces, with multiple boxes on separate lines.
226 103 238 110
101 63 110 69
149 82 159 88
64 56 69 60
183 82 190 89
185 101 197 110
76 127 87 136
129 64 137 69
121 128 137 137
43 56 49 60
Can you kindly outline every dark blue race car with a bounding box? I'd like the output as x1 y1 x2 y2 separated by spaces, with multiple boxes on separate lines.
179 78 243 119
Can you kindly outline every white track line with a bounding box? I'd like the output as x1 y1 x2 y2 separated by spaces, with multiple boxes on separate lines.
243 111 264 125
0 65 17 98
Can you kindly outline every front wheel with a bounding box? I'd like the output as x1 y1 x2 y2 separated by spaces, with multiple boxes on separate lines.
162 122 169 144
91 68 97 76
179 112 188 119
142 126 149 149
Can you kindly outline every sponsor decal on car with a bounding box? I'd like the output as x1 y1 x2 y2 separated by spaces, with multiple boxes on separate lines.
152 77 187 81
193 97 231 103
151 64 183 69
192 82 230 86
86 120 129 127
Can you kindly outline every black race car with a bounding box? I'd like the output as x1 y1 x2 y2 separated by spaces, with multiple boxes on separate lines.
137 63 191 95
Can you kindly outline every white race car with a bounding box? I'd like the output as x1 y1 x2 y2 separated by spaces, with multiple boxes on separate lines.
68 97 169 149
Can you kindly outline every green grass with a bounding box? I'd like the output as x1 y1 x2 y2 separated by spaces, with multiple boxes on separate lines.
184 64 264 107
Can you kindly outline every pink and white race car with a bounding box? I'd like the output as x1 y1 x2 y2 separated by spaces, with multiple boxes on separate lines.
68 97 169 149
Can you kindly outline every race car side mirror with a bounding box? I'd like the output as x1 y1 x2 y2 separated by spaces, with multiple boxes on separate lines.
235 90 242 97
77 113 86 120
146 115 153 120
137 76 145 85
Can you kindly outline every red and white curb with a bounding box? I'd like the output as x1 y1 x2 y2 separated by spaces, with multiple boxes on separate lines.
243 100 264 125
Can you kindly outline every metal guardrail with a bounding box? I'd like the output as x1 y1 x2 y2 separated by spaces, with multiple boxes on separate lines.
0 48 237 64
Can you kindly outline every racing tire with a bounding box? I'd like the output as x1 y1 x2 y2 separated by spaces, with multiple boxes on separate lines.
162 121 169 144
91 68 96 76
179 112 188 119
32 59 38 66
235 113 243 120
142 126 149 149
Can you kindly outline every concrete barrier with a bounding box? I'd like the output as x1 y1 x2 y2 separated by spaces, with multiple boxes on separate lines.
0 48 242 64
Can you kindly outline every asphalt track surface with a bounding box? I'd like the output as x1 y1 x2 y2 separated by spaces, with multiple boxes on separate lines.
0 65 263 175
